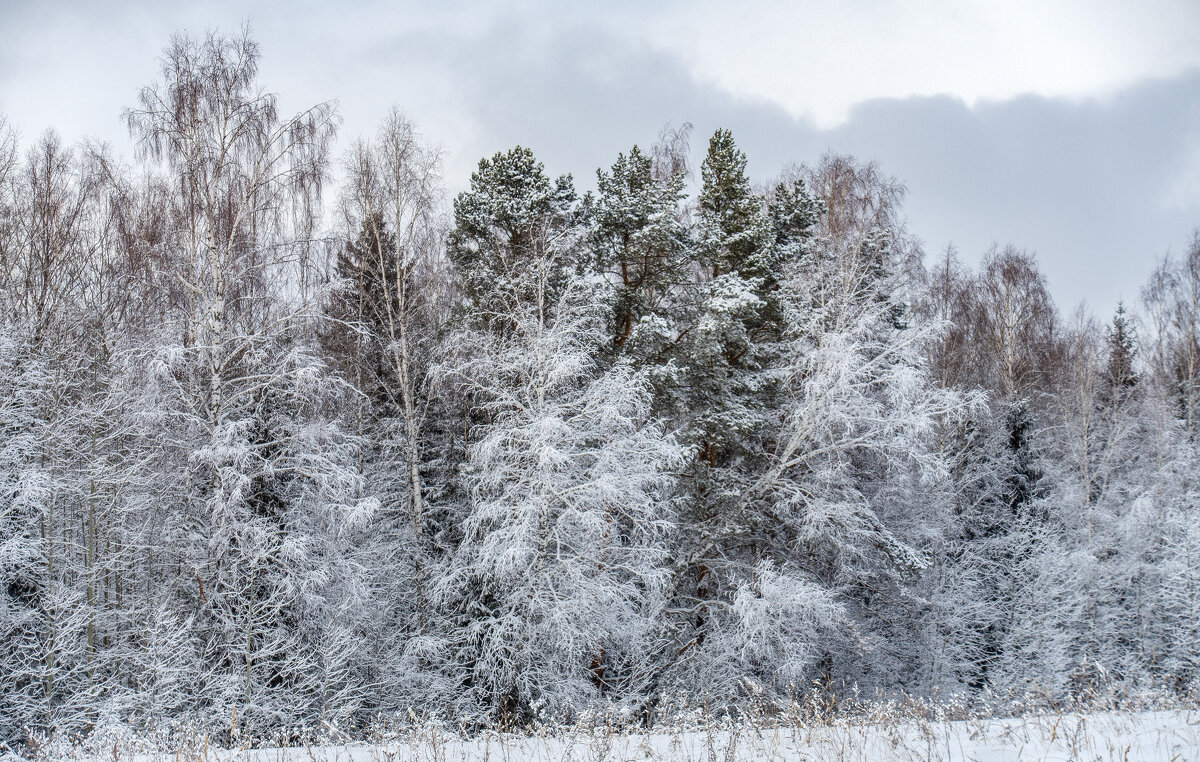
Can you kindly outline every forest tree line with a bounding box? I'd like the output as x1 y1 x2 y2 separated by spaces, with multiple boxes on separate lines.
1 29 1198 744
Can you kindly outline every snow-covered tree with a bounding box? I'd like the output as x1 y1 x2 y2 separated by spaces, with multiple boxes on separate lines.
448 146 581 330
0 329 51 743
440 217 681 721
591 144 689 359
327 111 459 713
662 132 782 687
5 25 1200 740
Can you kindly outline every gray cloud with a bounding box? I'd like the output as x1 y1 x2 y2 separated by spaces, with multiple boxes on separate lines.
415 20 1200 317
1 3 1196 319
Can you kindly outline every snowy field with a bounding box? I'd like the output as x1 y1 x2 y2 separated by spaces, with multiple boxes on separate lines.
36 708 1200 762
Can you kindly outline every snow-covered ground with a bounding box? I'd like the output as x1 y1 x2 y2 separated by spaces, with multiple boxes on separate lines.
43 708 1200 762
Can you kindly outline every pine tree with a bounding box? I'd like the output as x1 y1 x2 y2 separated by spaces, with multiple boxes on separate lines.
448 147 581 329
682 129 779 468
661 134 841 700
1105 302 1138 400
696 129 775 284
591 145 689 358
324 211 402 442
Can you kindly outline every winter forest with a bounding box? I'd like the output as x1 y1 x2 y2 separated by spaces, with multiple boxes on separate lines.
1 28 1199 748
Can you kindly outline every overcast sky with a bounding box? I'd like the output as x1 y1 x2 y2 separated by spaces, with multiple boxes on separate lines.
2 0 1199 317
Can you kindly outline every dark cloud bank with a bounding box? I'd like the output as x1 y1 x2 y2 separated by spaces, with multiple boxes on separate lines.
5 9 1197 317
410 22 1200 317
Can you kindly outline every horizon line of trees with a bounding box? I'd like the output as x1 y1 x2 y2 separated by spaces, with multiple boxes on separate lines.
1 27 1198 748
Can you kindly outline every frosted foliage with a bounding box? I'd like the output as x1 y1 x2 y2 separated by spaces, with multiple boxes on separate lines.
764 239 968 578
441 275 682 720
688 561 844 697
2 33 1200 746
0 332 49 736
